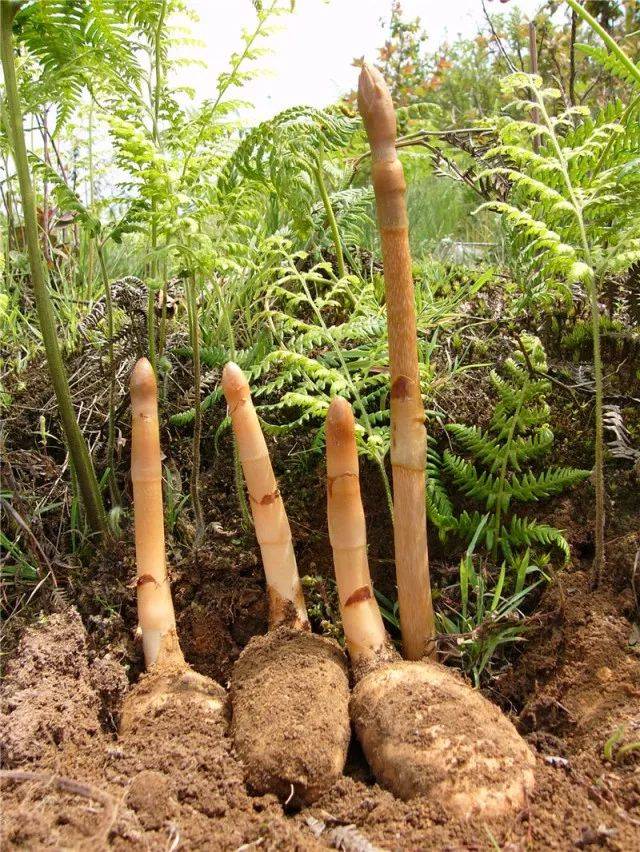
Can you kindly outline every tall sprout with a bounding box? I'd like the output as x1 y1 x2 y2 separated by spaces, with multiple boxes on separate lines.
130 358 179 668
358 64 434 660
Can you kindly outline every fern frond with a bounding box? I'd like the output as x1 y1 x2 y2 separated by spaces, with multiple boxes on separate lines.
445 423 501 467
442 451 496 504
509 467 591 503
505 516 571 563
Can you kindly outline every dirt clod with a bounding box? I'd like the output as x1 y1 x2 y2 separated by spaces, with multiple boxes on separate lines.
1 609 101 767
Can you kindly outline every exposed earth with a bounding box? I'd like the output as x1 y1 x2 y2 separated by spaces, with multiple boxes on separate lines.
2 291 639 850
1 491 638 850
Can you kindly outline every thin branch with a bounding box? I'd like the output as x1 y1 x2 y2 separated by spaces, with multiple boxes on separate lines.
481 0 518 73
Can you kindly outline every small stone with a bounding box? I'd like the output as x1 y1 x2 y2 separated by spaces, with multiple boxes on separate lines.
596 666 612 683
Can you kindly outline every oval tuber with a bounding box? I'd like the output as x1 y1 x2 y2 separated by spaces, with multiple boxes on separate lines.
326 397 535 818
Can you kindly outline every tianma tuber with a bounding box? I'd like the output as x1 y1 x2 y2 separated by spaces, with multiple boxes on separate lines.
120 358 227 732
326 397 535 819
222 363 350 804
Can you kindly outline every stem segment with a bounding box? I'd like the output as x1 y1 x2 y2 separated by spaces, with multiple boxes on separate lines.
222 362 309 630
326 398 388 667
130 357 179 668
96 243 121 508
0 2 107 537
358 64 434 659
314 145 346 279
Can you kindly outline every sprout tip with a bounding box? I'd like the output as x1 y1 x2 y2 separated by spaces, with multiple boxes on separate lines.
130 357 156 401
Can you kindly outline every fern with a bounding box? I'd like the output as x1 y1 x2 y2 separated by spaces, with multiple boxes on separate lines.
433 336 590 564
218 105 361 241
11 0 139 127
475 75 640 307
471 66 640 581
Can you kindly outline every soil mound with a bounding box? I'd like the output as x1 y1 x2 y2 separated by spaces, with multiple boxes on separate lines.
0 611 320 850
2 580 639 850
1 610 104 767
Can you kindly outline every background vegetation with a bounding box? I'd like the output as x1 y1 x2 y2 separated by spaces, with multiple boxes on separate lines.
1 0 639 683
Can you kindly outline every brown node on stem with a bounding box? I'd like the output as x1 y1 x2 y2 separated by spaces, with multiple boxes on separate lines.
345 586 372 606
254 489 280 506
390 375 410 399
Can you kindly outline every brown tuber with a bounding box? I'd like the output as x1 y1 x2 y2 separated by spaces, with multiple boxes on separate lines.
120 358 227 732
222 362 350 804
326 397 535 819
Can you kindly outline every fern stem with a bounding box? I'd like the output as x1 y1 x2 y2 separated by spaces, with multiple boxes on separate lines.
588 281 606 583
96 242 121 507
177 0 281 186
535 88 605 583
566 0 640 87
0 2 107 538
146 0 166 374
314 146 346 279
147 265 157 372
186 273 204 539
211 275 252 529
152 0 167 145
492 391 524 562
158 255 168 357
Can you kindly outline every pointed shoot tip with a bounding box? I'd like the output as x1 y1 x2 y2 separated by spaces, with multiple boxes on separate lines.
130 357 157 401
326 397 358 478
222 361 249 407
357 64 396 153
327 396 355 437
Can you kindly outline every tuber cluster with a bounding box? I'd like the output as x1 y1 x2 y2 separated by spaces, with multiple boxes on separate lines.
120 62 536 825
326 398 535 818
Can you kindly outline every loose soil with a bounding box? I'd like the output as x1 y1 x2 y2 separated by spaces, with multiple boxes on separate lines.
2 288 639 848
2 538 639 850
